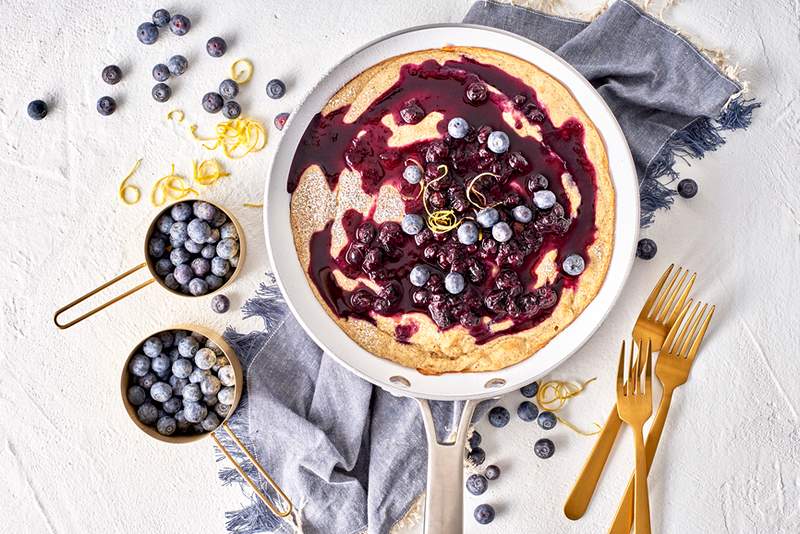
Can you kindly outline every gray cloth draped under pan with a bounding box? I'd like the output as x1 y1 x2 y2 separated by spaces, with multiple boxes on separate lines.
215 2 758 533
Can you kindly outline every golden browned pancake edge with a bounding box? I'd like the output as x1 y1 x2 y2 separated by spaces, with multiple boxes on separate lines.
289 47 615 374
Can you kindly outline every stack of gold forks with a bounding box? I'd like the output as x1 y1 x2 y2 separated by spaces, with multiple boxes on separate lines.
564 264 716 533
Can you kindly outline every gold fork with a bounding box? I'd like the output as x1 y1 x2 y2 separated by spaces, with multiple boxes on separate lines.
616 338 653 534
608 300 716 534
564 265 695 520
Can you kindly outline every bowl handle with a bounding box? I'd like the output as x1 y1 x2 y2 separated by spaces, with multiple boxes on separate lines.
212 422 294 519
418 398 477 534
53 263 155 329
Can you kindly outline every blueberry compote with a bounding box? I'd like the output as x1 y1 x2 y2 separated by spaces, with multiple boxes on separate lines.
290 56 599 345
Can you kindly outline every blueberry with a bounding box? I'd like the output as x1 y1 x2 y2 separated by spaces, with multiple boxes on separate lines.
194 348 216 370
217 386 235 405
152 8 170 27
190 258 210 277
150 382 172 403
164 274 179 290
206 36 227 58
537 410 557 430
142 336 163 358
183 402 207 424
201 244 216 259
476 207 499 228
96 96 116 116
488 406 510 427
127 385 147 406
156 214 174 234
468 430 481 449
215 403 232 418
484 465 500 480
168 14 191 36
220 221 238 240
150 64 170 83
178 336 199 358
202 92 224 113
173 331 189 345
184 239 203 254
205 274 224 291
188 278 209 296
102 65 122 85
138 372 158 389
520 381 539 398
266 79 286 99
216 238 239 260
487 131 510 154
274 112 290 130
466 474 488 495
152 355 171 375
187 218 212 243
207 228 221 244
457 221 478 245
401 213 425 235
562 253 585 276
204 393 219 407
170 376 189 396
517 401 539 422
677 178 698 199
169 221 189 244
409 265 431 287
636 238 657 260
171 264 191 285
533 190 556 210
467 447 485 466
137 22 159 45
222 101 241 120
154 259 172 277
162 397 181 415
189 368 209 384
534 438 555 459
27 99 48 120
137 403 159 425
182 383 203 402
170 247 191 266
447 117 469 139
218 365 236 387
403 165 423 184
201 413 221 431
512 205 533 223
129 354 150 377
149 235 167 257
205 295 229 316
151 83 171 103
491 222 512 243
167 55 188 76
171 202 192 222
474 504 495 525
200 375 221 396
158 331 174 347
445 272 465 295
174 410 190 431
172 358 193 378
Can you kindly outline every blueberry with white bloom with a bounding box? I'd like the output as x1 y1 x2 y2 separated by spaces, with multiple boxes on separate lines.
194 348 216 370
129 355 150 377
218 365 236 387
184 239 203 254
220 222 238 240
169 220 189 243
205 274 224 291
492 222 513 243
188 278 209 296
151 355 170 375
137 403 158 425
512 205 533 223
476 207 499 228
562 253 585 276
169 14 191 36
178 335 199 358
445 272 465 294
173 264 192 286
156 416 177 436
127 385 147 406
152 63 170 82
187 218 212 243
152 8 170 27
533 190 556 210
137 22 159 45
403 165 423 185
162 397 182 415
409 265 431 287
216 238 239 260
215 403 232 418
218 386 235 405
210 257 230 277
201 244 216 259
487 131 510 153
183 402 207 424
466 474 488 495
191 258 210 277
201 413 221 432
171 202 192 222
167 55 188 76
193 202 217 222
211 294 230 314
447 117 469 139
182 383 202 402
150 382 172 403
170 247 191 266
189 368 210 384
156 214 174 234
457 221 478 245
401 213 425 235
219 79 239 100
142 337 163 358
200 375 222 396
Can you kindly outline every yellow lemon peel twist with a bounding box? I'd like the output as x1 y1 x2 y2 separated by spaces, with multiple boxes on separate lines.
191 117 267 159
230 59 253 84
537 378 601 436
119 159 143 205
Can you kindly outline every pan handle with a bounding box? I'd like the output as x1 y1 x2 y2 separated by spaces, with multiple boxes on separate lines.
211 422 294 519
418 398 478 534
53 263 155 329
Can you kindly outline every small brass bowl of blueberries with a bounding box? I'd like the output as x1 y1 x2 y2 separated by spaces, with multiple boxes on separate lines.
54 199 245 328
121 325 243 442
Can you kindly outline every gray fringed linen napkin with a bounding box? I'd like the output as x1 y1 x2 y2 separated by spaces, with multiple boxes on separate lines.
216 2 758 533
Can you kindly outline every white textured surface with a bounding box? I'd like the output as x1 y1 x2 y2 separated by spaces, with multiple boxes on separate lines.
0 1 798 533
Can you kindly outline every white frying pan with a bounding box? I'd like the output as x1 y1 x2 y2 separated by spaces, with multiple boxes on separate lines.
265 24 638 534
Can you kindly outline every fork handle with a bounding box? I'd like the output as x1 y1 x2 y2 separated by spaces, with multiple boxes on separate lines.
633 427 651 534
564 404 623 519
609 387 674 534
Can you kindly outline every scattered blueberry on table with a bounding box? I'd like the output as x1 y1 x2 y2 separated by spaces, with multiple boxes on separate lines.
202 92 224 114
466 474 488 495
520 381 539 398
211 294 230 314
677 178 698 198
467 447 486 466
266 78 286 99
274 112 290 131
517 401 539 422
167 55 188 76
537 410 557 430
474 504 495 525
137 22 159 45
169 14 191 36
206 36 227 58
101 65 123 85
222 101 241 119
128 329 234 436
96 96 116 116
219 79 239 100
152 83 172 103
488 406 510 427
27 100 48 120
152 8 170 28
148 201 240 296
152 63 170 82
534 437 555 459
484 465 500 480
636 238 657 260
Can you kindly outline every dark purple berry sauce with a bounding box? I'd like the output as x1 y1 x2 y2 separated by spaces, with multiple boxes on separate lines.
289 56 599 345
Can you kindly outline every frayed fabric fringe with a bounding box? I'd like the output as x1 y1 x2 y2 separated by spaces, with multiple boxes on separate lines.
640 96 760 226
